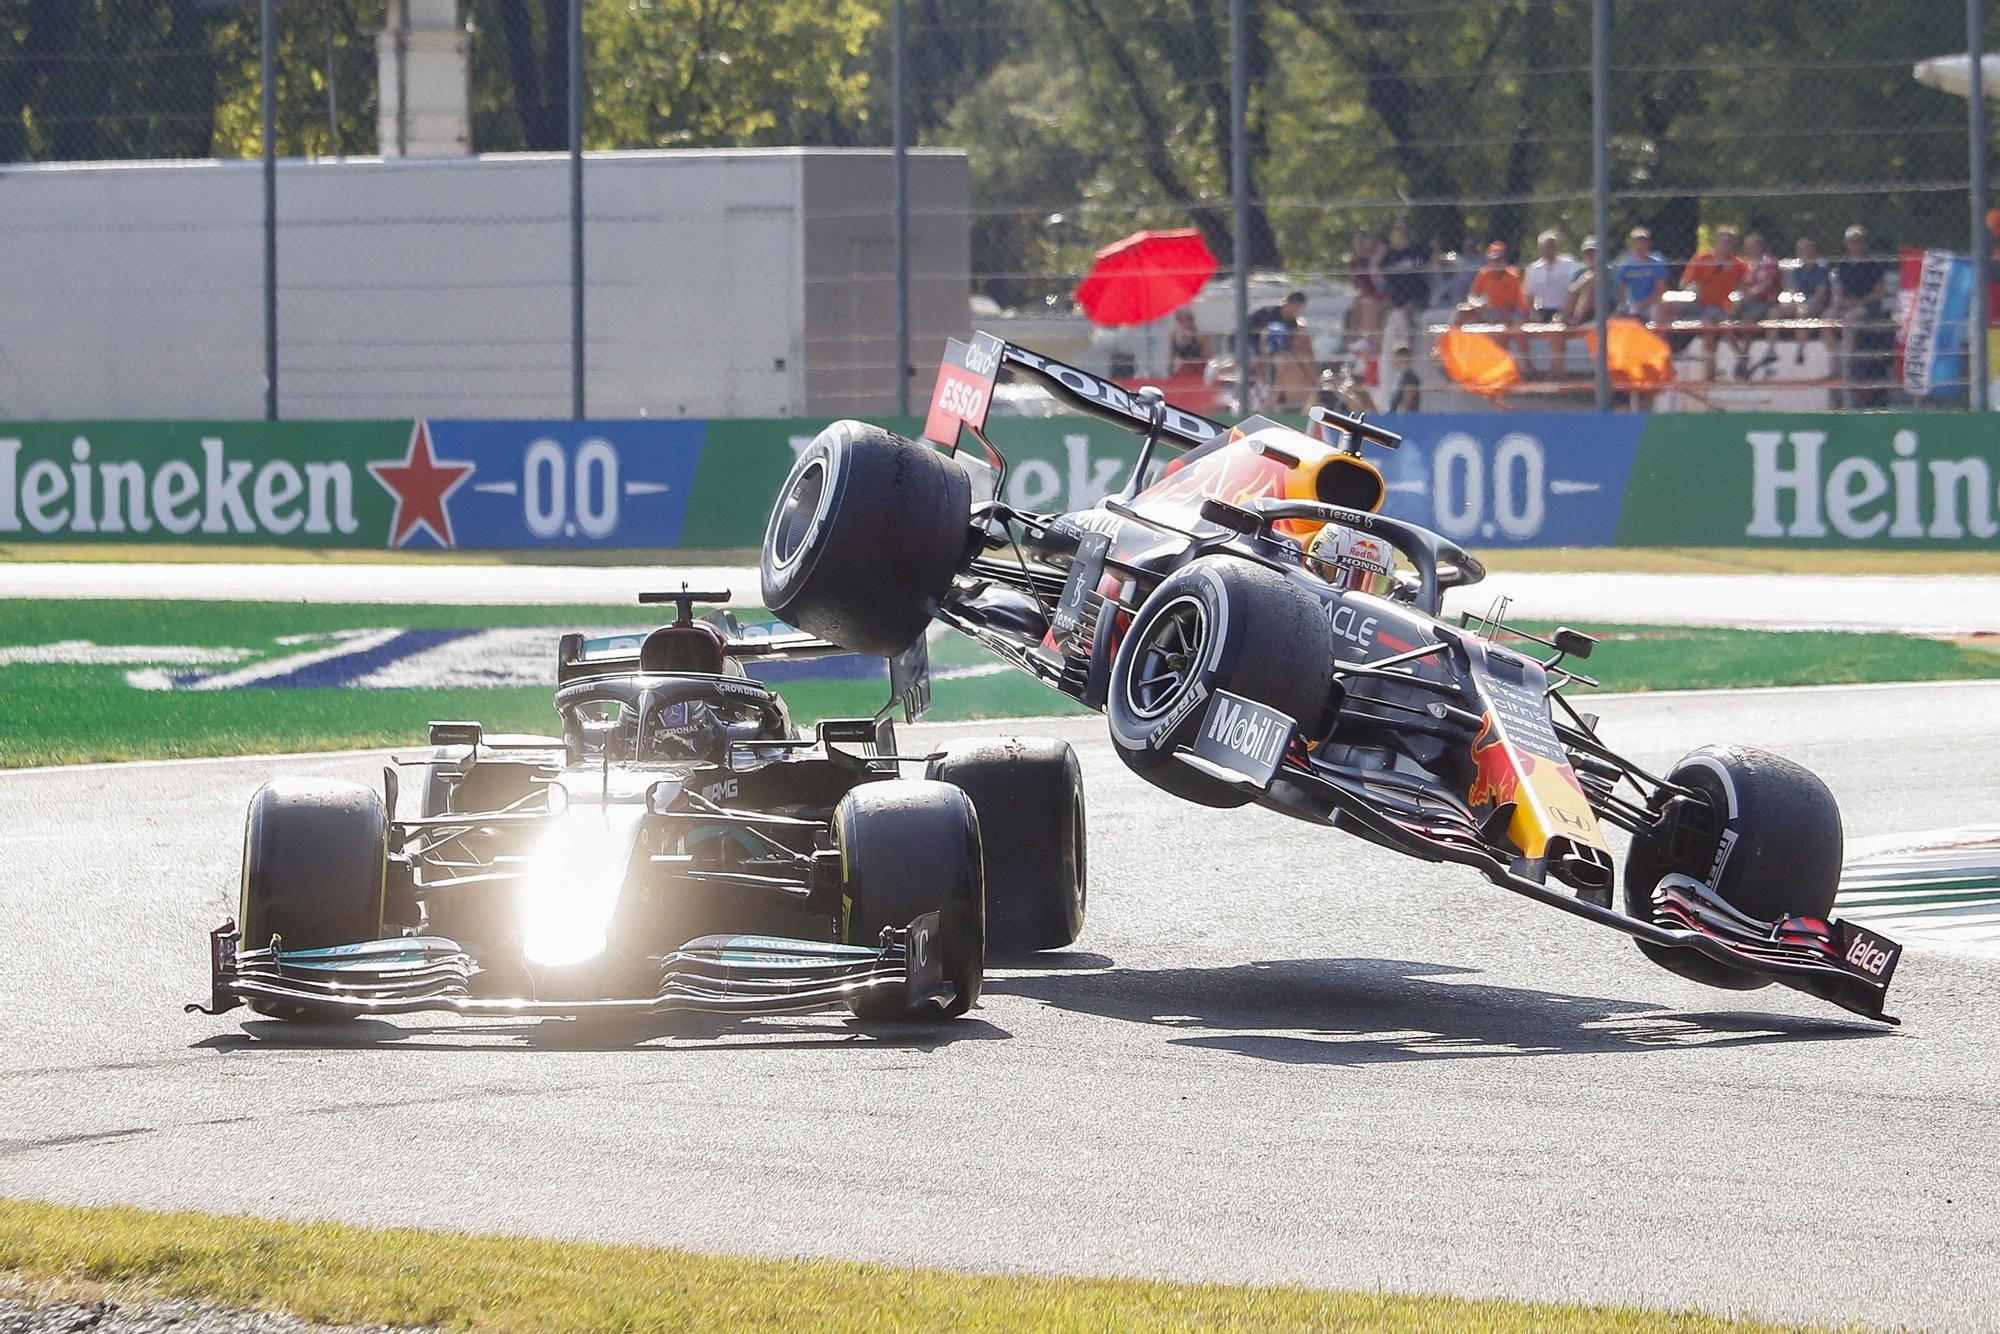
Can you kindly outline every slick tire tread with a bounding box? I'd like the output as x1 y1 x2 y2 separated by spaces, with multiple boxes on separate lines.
760 421 972 658
836 780 986 1021
239 778 389 1021
927 737 1086 954
1625 744 1842 991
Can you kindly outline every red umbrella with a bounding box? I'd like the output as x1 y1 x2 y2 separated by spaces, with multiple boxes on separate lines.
1074 228 1220 327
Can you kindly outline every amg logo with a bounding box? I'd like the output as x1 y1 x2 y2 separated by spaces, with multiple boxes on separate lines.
1204 695 1285 768
1846 934 1895 978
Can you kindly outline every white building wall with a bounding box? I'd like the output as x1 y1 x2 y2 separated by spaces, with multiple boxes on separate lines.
0 148 969 420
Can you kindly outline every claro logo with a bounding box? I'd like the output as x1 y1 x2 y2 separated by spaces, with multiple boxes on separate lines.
1746 430 2000 541
0 437 359 537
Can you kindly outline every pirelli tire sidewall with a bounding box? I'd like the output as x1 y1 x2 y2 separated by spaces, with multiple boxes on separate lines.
759 420 973 659
1105 557 1336 801
1625 744 1844 991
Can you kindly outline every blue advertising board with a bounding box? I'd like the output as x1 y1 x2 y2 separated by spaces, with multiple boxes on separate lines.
1368 414 1647 548
413 419 706 549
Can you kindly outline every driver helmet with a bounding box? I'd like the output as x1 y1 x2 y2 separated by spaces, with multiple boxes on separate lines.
646 698 727 762
1307 522 1396 596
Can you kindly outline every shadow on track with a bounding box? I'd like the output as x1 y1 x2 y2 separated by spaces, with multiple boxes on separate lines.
192 1014 1011 1054
986 956 1888 1065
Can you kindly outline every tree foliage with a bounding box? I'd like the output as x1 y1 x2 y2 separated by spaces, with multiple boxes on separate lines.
0 0 1985 307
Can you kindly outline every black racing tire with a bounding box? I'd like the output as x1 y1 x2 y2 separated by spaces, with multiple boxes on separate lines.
1105 556 1336 808
927 737 1086 954
239 779 388 1020
760 420 973 658
835 780 985 1021
1624 744 1843 991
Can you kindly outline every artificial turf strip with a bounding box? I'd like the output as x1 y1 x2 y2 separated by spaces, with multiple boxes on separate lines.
1 597 1997 767
0 1199 1836 1334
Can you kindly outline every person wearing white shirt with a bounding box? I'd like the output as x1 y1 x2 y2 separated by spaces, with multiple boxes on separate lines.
1523 229 1579 378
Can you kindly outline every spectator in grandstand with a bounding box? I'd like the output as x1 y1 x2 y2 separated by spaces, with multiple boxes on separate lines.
1166 307 1210 378
1680 225 1748 380
1459 241 1529 356
1387 342 1422 411
1350 230 1392 345
1248 290 1315 409
1831 223 1888 408
1731 232 1783 377
1523 229 1578 377
1378 217 1434 348
1788 234 1834 365
1317 357 1378 415
1561 235 1599 329
1616 226 1672 322
1436 228 1479 307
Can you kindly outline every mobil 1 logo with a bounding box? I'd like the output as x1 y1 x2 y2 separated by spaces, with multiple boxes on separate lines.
1192 690 1295 789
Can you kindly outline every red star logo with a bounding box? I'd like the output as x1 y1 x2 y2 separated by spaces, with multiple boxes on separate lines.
368 421 475 548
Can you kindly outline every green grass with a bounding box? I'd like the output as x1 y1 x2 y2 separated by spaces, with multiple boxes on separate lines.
0 599 1993 768
0 542 761 567
9 543 2000 575
0 599 1084 768
0 1199 1836 1333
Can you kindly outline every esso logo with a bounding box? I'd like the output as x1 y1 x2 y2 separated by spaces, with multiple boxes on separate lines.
938 379 986 421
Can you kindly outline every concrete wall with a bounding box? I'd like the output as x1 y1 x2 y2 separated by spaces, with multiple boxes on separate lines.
0 148 970 420
801 152 971 416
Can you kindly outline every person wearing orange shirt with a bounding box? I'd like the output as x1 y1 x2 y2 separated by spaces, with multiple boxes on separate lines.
1459 241 1529 357
1681 225 1749 380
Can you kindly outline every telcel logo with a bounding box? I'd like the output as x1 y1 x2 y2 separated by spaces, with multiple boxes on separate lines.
1846 935 1895 977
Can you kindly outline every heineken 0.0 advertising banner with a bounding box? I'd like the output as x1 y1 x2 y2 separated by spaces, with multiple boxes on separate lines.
1618 414 2000 547
2 412 1995 550
0 420 706 548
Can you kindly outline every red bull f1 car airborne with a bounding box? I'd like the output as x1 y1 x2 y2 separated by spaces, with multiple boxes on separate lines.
758 333 1902 1023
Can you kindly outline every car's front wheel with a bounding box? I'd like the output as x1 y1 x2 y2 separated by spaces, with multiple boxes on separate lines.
239 779 389 1020
1105 556 1336 807
835 780 985 1021
1625 744 1843 990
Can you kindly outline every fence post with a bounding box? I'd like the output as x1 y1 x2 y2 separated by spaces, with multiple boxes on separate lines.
568 0 585 420
1590 0 1611 413
1230 0 1250 403
893 0 910 416
1972 0 1990 410
261 0 278 421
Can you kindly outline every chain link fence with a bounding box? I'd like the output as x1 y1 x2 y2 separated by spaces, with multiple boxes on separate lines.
0 0 1992 419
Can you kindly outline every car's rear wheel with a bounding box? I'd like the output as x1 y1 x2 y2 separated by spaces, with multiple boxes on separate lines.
1624 745 1843 990
835 780 984 1021
1105 556 1335 807
760 420 973 657
928 737 1085 954
239 779 388 1020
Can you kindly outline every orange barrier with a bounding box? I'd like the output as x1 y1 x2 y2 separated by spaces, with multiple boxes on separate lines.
1436 328 1522 397
1591 318 1675 390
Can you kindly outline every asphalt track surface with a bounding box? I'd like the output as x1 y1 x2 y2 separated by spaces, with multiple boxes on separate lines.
4 682 1998 1330
10 561 2000 633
